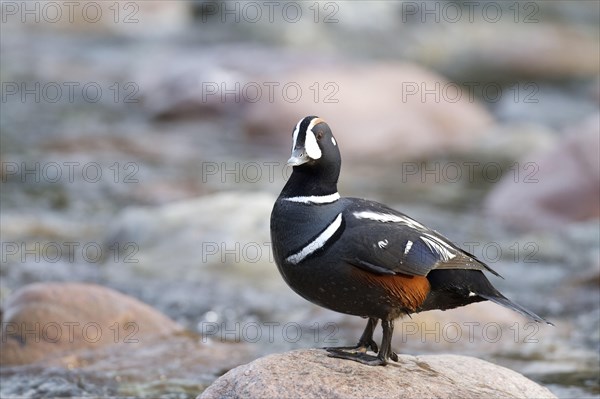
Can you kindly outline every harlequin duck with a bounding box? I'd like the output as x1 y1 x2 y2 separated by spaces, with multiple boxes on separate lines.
270 116 551 366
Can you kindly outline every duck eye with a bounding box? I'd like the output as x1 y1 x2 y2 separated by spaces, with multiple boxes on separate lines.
316 131 323 140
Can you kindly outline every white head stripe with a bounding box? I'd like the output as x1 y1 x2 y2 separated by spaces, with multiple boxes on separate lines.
283 193 340 204
352 211 426 230
291 119 303 152
286 213 343 264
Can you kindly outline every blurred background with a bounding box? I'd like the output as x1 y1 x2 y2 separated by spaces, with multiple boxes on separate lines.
1 1 599 398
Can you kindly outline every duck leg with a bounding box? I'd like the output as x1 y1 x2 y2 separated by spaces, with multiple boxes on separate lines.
325 317 378 354
378 319 399 362
327 318 398 366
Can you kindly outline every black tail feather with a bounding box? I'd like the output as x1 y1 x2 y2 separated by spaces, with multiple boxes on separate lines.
423 269 553 325
478 293 554 326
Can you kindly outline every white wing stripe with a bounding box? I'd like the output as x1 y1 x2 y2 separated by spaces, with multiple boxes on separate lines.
420 235 457 261
352 211 426 230
352 211 457 261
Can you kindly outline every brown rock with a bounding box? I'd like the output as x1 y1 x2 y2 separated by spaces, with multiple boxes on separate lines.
243 62 494 160
199 349 556 399
0 282 182 366
485 112 600 230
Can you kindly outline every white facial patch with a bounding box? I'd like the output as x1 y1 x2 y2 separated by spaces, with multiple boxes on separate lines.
304 117 323 160
331 136 337 146
304 130 321 159
286 213 343 265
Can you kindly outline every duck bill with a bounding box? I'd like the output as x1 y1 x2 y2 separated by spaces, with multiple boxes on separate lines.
287 149 309 166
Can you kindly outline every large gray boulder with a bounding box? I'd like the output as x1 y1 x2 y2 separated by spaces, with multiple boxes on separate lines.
199 348 556 399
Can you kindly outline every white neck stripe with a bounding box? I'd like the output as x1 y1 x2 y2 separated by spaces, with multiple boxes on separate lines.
352 211 426 230
284 193 340 204
286 213 343 265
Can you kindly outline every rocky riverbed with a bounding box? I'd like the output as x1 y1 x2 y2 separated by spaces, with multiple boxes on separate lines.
1 2 599 398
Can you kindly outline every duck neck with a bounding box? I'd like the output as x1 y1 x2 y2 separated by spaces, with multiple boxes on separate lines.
280 161 340 198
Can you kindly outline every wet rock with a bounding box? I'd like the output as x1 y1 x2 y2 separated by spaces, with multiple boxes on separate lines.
199 349 556 399
244 62 494 160
485 113 600 230
0 282 182 366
